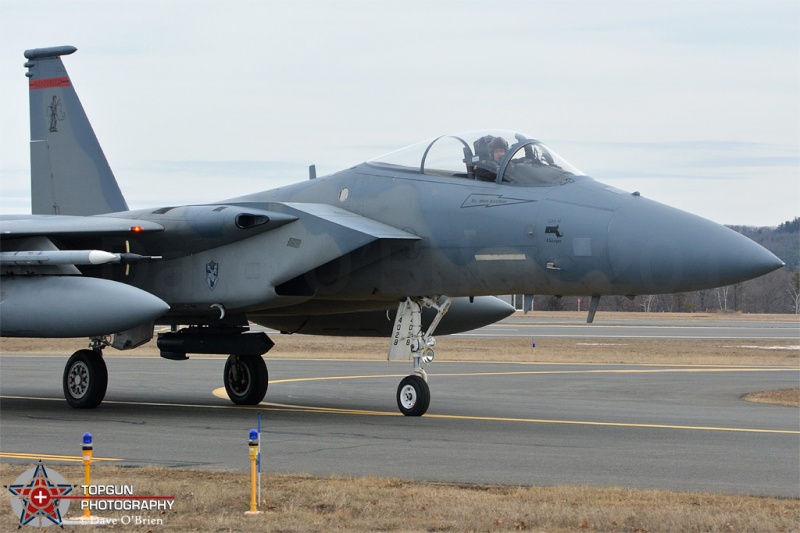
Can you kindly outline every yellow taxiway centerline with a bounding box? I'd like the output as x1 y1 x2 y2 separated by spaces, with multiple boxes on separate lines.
4 391 796 436
0 452 122 462
209 365 800 436
227 397 798 435
261 366 795 385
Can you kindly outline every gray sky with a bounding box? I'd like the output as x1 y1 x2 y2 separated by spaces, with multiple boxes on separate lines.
1 0 798 226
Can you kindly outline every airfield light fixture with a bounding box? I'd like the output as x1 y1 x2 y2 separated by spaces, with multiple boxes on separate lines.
246 429 261 514
82 432 93 518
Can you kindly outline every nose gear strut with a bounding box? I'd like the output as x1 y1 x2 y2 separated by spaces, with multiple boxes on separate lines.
388 296 451 416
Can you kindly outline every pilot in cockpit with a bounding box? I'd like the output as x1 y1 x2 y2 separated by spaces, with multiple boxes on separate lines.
489 136 507 164
474 136 508 181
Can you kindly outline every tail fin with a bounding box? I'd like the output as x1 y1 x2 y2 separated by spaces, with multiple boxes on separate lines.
25 46 129 215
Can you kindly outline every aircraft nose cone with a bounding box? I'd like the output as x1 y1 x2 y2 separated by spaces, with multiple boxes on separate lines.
607 196 784 294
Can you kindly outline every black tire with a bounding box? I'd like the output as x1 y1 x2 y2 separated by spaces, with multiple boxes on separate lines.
396 374 430 416
63 349 108 408
224 354 268 405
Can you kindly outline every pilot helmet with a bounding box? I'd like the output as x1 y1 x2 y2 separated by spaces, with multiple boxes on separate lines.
489 137 508 152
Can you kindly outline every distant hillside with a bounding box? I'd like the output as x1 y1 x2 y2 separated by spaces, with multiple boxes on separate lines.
728 216 800 270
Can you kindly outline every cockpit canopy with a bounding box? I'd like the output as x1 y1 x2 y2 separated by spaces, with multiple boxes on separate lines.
367 130 584 186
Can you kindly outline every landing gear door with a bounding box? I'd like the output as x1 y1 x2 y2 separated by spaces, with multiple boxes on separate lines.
387 299 414 360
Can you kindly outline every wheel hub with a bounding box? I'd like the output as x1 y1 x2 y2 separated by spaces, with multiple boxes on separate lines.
399 384 417 409
67 362 89 399
228 358 252 396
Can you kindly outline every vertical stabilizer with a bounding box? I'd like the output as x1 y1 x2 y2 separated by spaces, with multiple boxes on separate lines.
25 46 128 215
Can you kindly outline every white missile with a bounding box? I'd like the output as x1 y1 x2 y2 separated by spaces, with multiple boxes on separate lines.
0 250 161 266
0 250 118 266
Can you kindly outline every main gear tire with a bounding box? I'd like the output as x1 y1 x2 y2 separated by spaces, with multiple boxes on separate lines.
63 349 108 408
224 354 268 405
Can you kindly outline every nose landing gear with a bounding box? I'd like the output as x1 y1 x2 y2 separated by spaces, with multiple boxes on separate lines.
389 296 451 416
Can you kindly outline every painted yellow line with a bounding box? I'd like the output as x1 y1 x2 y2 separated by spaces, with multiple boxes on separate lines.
261 402 401 417
420 414 800 434
219 368 795 393
240 400 800 435
432 367 796 378
0 452 122 462
0 395 269 412
5 392 795 436
253 366 794 386
270 373 406 384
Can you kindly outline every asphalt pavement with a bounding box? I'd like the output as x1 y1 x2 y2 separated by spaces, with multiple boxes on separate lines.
1 349 798 497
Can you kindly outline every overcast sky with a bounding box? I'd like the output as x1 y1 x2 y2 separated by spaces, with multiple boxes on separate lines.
1 0 798 226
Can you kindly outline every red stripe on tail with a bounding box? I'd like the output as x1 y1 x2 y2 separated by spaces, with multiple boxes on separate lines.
29 77 71 90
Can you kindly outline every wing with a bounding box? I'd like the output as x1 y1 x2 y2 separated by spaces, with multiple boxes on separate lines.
0 214 170 337
0 204 420 332
0 214 164 275
0 214 163 237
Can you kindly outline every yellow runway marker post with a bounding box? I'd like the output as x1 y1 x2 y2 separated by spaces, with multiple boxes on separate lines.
245 429 262 515
82 432 92 519
67 432 97 523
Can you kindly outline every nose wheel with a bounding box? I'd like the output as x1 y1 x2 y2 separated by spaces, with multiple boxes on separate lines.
397 374 430 416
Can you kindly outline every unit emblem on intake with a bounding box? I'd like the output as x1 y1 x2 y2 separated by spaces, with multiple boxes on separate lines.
206 260 219 290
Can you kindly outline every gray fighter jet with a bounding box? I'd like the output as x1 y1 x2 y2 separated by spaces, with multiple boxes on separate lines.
0 46 784 416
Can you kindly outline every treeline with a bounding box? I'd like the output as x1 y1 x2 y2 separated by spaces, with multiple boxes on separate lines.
728 216 799 270
777 217 800 234
520 217 800 314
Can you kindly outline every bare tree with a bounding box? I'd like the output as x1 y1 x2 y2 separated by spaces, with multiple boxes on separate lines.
790 271 800 314
639 294 659 313
716 286 730 311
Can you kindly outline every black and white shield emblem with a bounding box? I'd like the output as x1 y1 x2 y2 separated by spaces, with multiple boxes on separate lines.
206 260 219 290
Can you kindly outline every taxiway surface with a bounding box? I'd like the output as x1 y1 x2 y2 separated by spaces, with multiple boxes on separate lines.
1 352 798 497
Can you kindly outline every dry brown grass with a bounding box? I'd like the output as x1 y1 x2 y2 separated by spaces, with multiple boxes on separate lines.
2 311 799 367
1 464 798 532
743 389 800 408
2 335 798 366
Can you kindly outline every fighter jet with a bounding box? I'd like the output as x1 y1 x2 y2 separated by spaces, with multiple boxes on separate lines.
0 46 784 416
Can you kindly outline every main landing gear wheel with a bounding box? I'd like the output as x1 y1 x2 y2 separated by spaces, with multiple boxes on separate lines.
224 354 268 405
397 374 430 417
63 349 108 409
